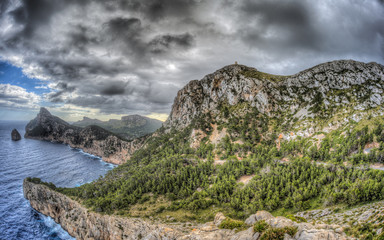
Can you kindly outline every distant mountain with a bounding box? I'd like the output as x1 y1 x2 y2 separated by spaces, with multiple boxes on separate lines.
24 108 146 164
73 115 163 140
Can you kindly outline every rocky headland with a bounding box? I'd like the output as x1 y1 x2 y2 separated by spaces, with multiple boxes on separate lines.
24 107 146 165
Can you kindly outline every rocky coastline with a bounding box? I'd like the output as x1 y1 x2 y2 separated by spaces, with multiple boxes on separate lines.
24 108 145 165
23 179 349 240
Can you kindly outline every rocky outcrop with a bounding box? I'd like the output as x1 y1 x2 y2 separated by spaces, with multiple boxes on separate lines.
24 108 145 164
11 128 21 141
23 179 350 240
23 179 182 240
164 60 384 131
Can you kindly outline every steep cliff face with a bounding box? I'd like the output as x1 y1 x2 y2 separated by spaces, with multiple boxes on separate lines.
24 108 145 165
24 180 349 240
164 60 384 132
23 180 181 240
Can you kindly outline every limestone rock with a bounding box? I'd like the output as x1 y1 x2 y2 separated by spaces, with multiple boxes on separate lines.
295 228 345 240
266 216 294 228
11 129 21 141
230 227 258 240
163 60 384 135
214 212 226 226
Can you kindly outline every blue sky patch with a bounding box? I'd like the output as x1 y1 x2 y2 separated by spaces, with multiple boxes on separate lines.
0 61 50 95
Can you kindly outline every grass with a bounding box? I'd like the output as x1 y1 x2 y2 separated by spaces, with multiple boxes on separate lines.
241 69 289 82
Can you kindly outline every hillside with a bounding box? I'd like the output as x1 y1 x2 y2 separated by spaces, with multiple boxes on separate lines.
25 60 384 239
24 108 146 164
73 115 162 140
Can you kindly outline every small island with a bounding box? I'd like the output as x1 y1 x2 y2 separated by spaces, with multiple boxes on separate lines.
11 129 21 141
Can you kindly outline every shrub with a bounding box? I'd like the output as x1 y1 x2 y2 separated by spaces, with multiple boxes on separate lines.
219 218 246 230
253 220 269 233
260 226 298 240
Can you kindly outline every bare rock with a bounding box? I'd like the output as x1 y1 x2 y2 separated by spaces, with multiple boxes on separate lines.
230 227 259 240
214 212 226 226
295 229 346 240
266 216 294 228
11 129 21 141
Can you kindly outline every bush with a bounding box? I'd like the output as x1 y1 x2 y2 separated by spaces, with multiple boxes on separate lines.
253 220 269 233
260 226 298 240
285 214 307 223
219 218 246 230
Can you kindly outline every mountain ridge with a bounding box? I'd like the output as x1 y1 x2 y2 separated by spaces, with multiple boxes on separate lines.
73 114 163 140
24 107 146 164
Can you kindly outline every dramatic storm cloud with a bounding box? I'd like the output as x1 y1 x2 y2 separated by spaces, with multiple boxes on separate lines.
0 0 383 119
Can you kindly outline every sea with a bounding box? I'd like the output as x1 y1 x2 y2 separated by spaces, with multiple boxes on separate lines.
0 121 116 240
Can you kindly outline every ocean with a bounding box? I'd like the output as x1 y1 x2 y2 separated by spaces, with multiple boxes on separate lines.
0 121 116 240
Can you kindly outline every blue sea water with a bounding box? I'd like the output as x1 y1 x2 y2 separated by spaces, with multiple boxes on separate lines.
0 121 116 240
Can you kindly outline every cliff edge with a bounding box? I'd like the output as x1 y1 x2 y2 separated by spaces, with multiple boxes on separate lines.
24 107 145 164
23 179 349 240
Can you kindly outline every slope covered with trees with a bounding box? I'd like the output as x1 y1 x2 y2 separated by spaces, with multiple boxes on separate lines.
33 60 384 238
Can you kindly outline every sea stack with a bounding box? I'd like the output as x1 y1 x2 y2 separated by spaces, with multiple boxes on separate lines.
11 129 21 141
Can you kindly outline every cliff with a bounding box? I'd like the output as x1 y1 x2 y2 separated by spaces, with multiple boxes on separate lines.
24 108 145 164
23 179 348 240
164 60 384 133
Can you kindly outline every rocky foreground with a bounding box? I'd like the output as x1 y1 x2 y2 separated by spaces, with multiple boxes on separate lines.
24 108 145 164
23 179 350 240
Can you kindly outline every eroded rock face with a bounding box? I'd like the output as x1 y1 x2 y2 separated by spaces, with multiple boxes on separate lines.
11 129 21 141
23 180 182 240
24 108 145 164
23 181 351 240
164 60 384 131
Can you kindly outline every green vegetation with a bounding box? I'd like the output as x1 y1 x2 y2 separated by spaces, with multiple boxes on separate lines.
53 110 384 222
218 218 246 230
73 115 162 140
253 220 269 232
25 93 384 235
241 69 288 82
259 226 298 240
253 220 297 240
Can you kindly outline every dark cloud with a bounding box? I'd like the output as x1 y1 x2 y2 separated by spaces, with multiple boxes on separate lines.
238 0 321 50
101 85 125 95
149 33 194 53
0 0 383 117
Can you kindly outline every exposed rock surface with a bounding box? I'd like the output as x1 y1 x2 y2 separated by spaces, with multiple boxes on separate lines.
24 108 145 164
164 60 384 133
11 128 21 141
23 179 350 240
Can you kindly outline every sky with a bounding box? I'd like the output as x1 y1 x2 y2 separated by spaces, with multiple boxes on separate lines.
0 0 384 122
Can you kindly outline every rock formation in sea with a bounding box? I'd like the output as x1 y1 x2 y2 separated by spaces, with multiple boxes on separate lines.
11 129 21 141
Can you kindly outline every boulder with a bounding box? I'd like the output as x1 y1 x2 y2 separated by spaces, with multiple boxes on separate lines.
11 129 21 141
266 216 294 228
245 210 274 225
214 212 226 226
230 227 259 240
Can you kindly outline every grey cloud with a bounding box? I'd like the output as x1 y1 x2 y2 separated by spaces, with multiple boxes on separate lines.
149 33 195 54
101 85 125 96
0 0 383 117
